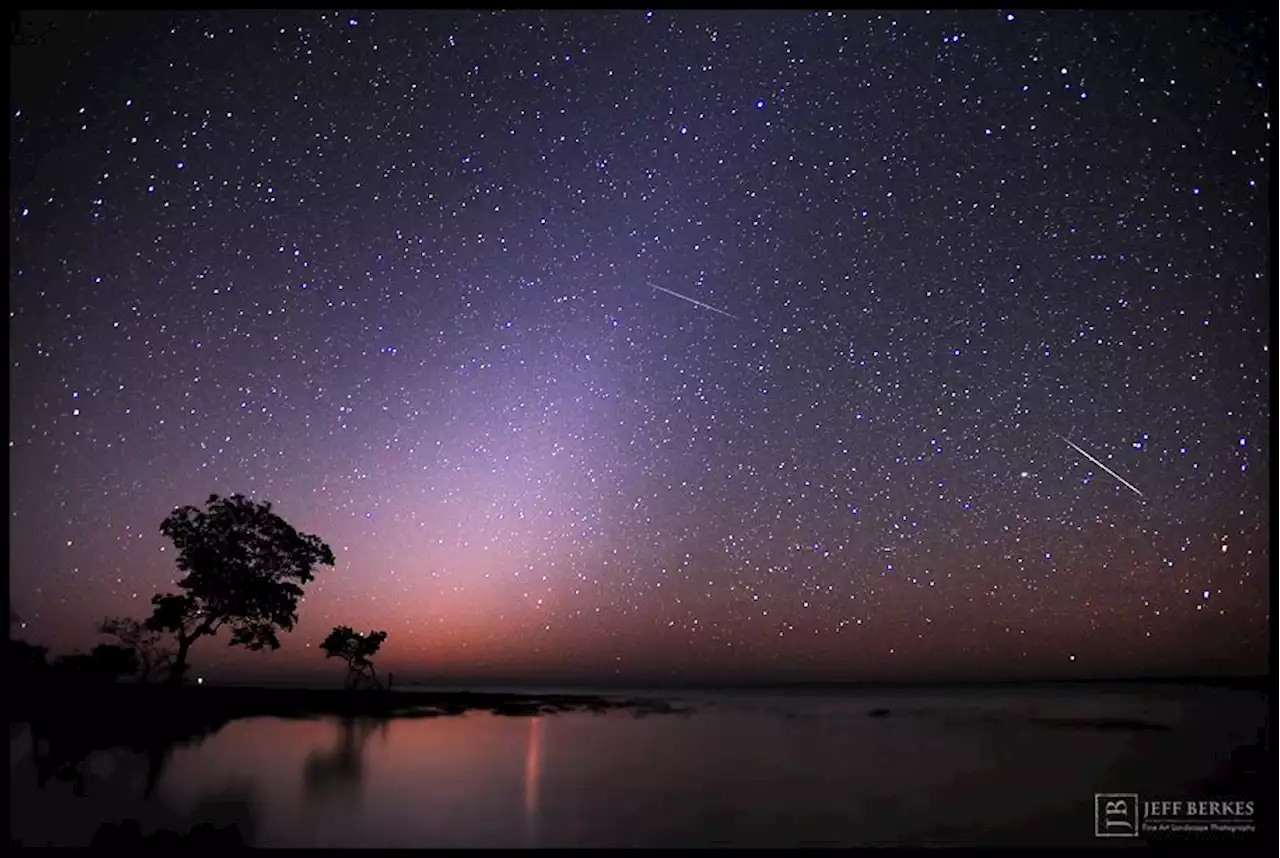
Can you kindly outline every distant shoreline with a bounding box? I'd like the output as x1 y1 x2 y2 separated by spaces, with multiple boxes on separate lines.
12 682 686 727
199 674 1271 695
10 675 1265 750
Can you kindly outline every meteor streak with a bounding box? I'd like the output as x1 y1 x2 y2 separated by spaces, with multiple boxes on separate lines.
1055 433 1145 498
650 283 739 320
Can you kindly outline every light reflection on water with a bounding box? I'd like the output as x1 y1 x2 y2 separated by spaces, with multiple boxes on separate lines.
524 716 541 843
9 688 1266 847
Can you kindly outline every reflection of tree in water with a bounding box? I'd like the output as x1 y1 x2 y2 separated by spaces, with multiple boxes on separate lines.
27 722 170 799
26 714 220 799
303 717 383 803
13 721 261 847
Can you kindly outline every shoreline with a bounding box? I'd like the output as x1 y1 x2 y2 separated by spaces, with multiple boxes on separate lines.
13 681 689 727
10 682 692 796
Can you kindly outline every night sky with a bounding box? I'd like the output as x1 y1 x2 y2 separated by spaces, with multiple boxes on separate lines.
8 10 1271 685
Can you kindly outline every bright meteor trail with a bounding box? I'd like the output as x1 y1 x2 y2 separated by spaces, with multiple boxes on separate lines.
650 283 739 320
1056 433 1145 498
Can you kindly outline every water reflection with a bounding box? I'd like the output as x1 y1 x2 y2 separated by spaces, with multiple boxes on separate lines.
302 717 383 804
523 717 543 844
10 721 261 847
23 714 175 799
10 688 1268 848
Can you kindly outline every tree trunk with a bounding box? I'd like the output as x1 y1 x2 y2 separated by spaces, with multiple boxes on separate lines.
143 743 173 798
167 635 193 686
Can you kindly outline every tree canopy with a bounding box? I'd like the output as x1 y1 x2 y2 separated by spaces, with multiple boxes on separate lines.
146 493 335 683
320 626 388 690
55 644 140 684
99 616 175 683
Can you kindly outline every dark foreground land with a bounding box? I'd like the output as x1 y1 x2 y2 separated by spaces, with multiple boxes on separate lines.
12 682 691 847
11 680 1269 848
15 682 686 754
13 682 687 798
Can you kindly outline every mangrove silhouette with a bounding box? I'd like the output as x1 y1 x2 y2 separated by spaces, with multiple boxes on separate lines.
320 626 388 691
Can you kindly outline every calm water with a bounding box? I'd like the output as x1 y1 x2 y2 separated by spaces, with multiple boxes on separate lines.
9 685 1266 847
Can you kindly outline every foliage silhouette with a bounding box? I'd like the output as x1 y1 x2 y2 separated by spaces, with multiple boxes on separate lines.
99 617 175 683
10 636 50 686
145 493 335 684
320 626 388 690
54 644 140 685
21 686 237 800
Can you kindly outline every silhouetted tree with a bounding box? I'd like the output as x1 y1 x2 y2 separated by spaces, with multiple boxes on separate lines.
99 617 175 683
320 626 388 690
10 637 49 688
10 635 48 667
9 610 50 691
54 644 140 684
146 493 335 685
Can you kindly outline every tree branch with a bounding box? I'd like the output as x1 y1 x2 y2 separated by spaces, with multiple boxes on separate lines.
192 614 222 640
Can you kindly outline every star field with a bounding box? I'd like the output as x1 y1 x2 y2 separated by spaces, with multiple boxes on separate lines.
8 10 1271 684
